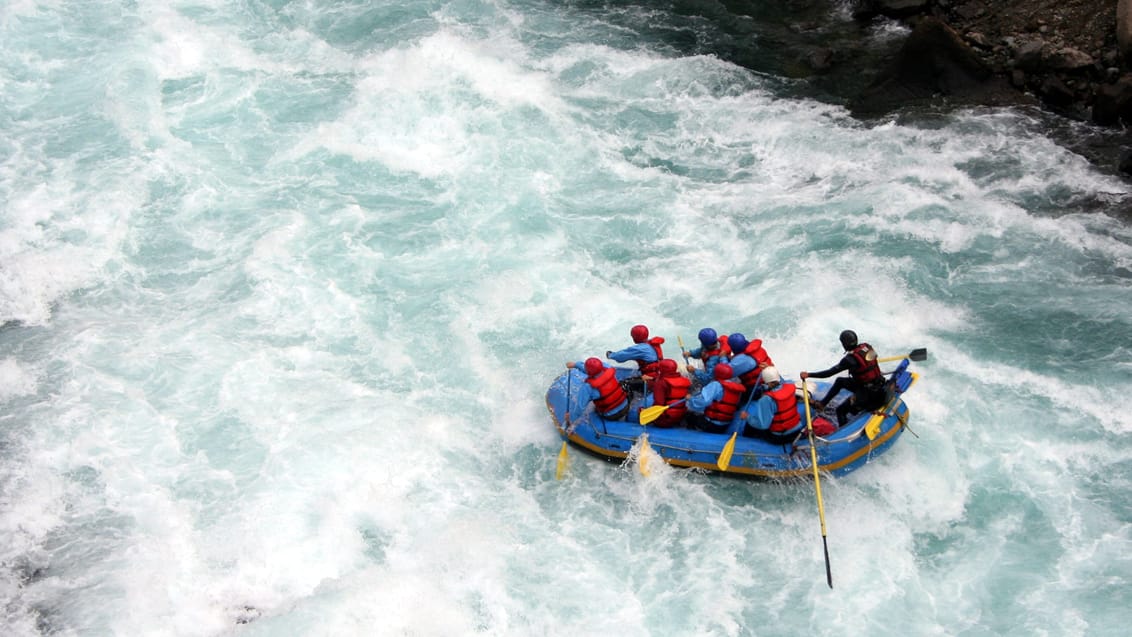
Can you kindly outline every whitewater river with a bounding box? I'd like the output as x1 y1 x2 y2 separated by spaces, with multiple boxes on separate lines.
2 1 1131 635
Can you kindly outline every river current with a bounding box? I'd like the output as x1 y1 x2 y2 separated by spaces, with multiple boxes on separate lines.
2 2 1131 635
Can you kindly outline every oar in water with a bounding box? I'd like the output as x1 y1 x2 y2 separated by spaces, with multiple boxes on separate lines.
638 434 653 476
876 348 927 364
555 370 573 480
801 377 834 589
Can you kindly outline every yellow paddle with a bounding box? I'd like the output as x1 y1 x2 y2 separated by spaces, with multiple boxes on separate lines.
717 432 737 471
555 370 573 480
802 377 834 588
555 438 569 480
638 399 686 425
638 434 652 476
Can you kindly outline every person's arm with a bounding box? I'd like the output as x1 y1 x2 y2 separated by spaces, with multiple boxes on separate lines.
802 355 852 379
687 382 721 412
730 354 756 378
741 395 776 431
607 343 652 363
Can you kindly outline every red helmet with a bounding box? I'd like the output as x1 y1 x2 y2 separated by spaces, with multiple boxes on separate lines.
584 357 604 376
659 359 678 375
630 324 649 343
713 363 733 381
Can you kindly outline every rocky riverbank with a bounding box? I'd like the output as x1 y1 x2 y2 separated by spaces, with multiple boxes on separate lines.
851 1 1120 118
843 0 1132 176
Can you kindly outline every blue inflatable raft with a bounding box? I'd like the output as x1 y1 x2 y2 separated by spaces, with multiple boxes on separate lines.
545 358 920 478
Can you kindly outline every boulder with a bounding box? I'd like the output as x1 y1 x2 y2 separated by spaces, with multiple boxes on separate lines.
1093 74 1132 125
852 0 932 21
1119 0 1132 62
849 17 1017 116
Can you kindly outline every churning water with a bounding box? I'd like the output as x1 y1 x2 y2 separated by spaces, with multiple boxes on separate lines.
2 1 1131 635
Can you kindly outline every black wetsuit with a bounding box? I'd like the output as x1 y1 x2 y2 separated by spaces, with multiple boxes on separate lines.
807 352 887 427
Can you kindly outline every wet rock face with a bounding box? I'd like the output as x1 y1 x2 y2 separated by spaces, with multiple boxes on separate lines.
848 0 1126 126
848 17 1021 116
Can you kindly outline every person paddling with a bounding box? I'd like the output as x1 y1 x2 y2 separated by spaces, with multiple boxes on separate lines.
682 327 730 387
566 357 630 421
643 359 692 428
800 330 886 427
606 324 665 394
686 363 745 434
738 366 811 443
727 332 774 402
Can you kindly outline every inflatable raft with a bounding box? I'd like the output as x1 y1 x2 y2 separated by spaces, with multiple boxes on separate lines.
545 357 920 478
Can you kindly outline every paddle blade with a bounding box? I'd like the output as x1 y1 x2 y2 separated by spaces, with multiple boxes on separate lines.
864 414 883 440
877 347 928 364
555 441 569 480
638 435 652 476
638 404 668 425
717 432 737 471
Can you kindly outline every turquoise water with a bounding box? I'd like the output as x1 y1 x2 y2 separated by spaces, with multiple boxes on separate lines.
2 1 1131 635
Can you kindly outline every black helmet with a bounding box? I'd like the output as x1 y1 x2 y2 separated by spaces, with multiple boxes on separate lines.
839 330 858 350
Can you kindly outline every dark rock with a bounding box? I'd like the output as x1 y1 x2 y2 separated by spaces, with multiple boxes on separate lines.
1039 75 1077 105
1014 40 1047 72
955 2 987 20
849 17 1017 116
806 48 836 73
1120 147 1132 177
1046 47 1096 70
852 0 932 21
1093 74 1132 124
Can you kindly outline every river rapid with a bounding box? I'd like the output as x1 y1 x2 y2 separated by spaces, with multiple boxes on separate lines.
2 2 1131 636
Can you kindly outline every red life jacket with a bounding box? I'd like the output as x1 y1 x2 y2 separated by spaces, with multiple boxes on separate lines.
705 380 745 424
698 335 732 365
638 336 666 376
653 374 692 427
849 343 883 385
736 339 775 388
768 382 802 433
586 367 627 415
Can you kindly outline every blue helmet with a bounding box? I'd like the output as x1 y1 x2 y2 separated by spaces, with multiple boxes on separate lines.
697 328 717 347
728 333 749 353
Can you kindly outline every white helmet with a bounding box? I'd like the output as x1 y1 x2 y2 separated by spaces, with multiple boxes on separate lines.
760 366 781 385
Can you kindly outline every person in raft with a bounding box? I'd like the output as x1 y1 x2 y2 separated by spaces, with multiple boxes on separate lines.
641 358 692 428
685 362 745 434
682 327 730 387
726 332 775 402
738 366 827 443
606 324 665 394
800 329 887 427
566 357 630 421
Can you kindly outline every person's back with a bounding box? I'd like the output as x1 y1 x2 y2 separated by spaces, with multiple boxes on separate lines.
567 357 630 421
687 363 744 433
727 333 775 397
608 324 665 385
651 359 691 428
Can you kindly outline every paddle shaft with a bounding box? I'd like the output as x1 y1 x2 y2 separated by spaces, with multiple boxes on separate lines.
876 348 928 364
556 371 573 480
802 379 834 588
